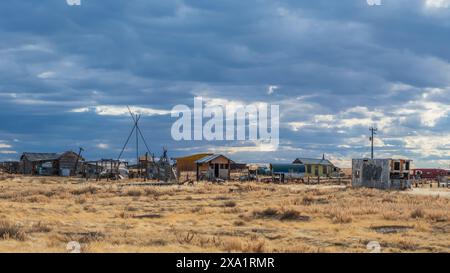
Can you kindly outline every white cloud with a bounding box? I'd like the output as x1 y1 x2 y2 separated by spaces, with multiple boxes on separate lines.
267 85 278 95
403 134 450 157
37 71 55 79
288 121 310 131
208 140 279 154
70 105 171 116
394 101 450 127
96 143 109 149
0 143 12 149
70 107 90 113
425 0 450 8
288 106 395 131
0 150 17 154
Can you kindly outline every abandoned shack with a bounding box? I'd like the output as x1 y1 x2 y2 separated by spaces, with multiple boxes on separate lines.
20 153 60 175
174 153 213 178
292 155 339 177
352 158 412 190
195 154 233 181
59 151 85 176
20 151 84 176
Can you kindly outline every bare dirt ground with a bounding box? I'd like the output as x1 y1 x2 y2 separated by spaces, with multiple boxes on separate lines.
0 175 449 253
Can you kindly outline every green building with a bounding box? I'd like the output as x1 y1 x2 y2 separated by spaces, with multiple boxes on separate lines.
292 155 339 177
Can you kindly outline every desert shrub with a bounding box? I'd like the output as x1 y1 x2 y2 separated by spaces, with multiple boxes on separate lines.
175 231 196 244
0 221 26 241
426 211 448 222
83 205 97 213
410 208 425 219
279 210 310 221
125 189 142 197
147 239 168 246
222 237 266 253
26 195 50 203
144 188 162 197
223 201 237 207
301 195 315 205
253 208 279 219
382 211 402 221
253 208 310 221
71 186 98 195
28 222 52 233
330 212 353 224
233 220 246 226
243 239 266 253
75 196 87 204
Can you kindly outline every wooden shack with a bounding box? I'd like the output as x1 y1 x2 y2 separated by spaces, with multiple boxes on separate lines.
58 151 84 176
174 153 213 180
20 151 84 176
195 154 233 181
20 153 60 175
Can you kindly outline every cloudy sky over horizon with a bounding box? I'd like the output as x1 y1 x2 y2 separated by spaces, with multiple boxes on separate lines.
1 0 449 168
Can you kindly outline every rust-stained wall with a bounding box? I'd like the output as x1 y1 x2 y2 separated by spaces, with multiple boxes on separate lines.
352 159 411 190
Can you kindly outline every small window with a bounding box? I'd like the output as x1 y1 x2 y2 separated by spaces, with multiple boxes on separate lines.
224 164 229 169
405 161 410 171
394 162 400 171
354 170 360 178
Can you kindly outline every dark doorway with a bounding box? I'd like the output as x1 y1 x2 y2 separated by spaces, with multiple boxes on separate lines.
214 164 219 178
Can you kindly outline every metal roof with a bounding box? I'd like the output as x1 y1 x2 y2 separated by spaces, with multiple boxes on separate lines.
195 154 234 164
271 163 306 173
293 157 334 166
21 153 60 162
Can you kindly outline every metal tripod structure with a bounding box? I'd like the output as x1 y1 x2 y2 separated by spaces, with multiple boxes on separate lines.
117 106 153 179
117 106 177 182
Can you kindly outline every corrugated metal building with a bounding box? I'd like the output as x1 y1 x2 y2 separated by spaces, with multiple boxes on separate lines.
174 153 213 176
271 163 306 182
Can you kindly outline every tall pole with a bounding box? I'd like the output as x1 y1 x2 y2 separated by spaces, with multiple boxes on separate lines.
135 114 139 179
370 127 377 159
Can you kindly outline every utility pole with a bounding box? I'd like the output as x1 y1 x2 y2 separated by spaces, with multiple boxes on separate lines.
135 113 140 179
369 127 377 159
74 147 84 176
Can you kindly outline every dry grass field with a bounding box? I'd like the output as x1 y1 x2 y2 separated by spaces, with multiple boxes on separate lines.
0 174 449 253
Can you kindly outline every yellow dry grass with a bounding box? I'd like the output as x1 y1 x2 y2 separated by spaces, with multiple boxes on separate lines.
0 175 449 253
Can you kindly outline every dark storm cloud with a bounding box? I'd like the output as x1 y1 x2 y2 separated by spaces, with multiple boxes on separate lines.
0 0 449 166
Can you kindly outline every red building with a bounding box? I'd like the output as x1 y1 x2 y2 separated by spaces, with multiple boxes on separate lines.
412 169 450 179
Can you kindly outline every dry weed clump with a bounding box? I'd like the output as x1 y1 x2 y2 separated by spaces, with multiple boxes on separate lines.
0 221 26 241
71 186 98 195
221 236 266 253
28 221 52 233
410 208 425 219
253 208 310 222
425 211 448 222
223 201 237 207
328 210 353 224
124 188 143 197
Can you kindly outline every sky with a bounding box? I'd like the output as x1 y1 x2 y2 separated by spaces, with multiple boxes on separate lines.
0 0 449 168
